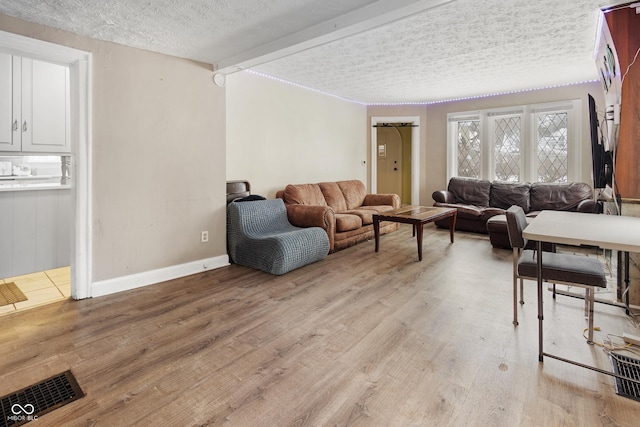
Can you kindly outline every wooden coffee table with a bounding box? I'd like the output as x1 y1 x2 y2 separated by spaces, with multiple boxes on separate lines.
373 206 457 261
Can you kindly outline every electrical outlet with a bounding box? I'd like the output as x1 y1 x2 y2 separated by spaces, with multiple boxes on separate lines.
201 230 209 243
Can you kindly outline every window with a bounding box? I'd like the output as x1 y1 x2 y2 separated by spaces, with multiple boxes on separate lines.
447 101 581 183
456 120 481 179
493 115 521 182
536 112 568 183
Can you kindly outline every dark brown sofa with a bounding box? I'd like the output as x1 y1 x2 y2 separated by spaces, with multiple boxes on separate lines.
276 180 401 252
432 177 600 248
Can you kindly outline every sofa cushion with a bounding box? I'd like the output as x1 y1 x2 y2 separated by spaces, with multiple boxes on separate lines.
343 209 375 225
359 205 395 214
283 184 327 206
319 182 348 212
448 177 491 207
490 181 531 212
337 180 367 210
335 213 362 232
434 203 483 220
530 182 592 212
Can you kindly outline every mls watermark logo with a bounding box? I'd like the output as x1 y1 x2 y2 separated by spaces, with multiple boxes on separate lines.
7 403 38 422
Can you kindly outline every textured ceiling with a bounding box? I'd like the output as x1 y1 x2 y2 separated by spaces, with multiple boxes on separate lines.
0 0 624 104
0 0 379 62
256 0 612 104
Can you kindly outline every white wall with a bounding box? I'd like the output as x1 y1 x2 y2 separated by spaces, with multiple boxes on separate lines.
226 71 368 198
0 14 228 294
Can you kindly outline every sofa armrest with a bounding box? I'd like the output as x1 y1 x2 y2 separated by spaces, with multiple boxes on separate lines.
286 204 334 228
363 193 401 209
432 190 456 204
285 204 336 250
577 199 602 214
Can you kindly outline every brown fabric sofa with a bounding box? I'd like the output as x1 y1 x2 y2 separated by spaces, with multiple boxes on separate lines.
432 177 600 248
276 180 401 252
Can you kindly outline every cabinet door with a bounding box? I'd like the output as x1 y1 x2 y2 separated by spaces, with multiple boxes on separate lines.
0 53 19 151
21 58 70 153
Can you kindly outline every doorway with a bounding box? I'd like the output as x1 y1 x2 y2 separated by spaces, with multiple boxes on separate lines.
371 116 420 205
1 30 92 301
376 124 412 203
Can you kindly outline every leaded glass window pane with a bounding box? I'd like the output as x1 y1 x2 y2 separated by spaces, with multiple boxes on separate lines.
537 113 568 183
457 120 481 178
494 117 521 182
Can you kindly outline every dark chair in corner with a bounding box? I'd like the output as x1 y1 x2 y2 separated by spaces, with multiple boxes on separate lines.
505 206 607 343
226 180 251 204
227 198 330 275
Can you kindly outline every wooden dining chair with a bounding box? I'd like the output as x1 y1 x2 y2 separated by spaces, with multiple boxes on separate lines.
505 206 607 343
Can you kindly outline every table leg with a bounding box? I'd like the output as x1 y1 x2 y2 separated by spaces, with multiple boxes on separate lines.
625 251 630 315
374 217 380 253
537 239 544 362
416 222 424 261
617 250 623 303
449 212 457 243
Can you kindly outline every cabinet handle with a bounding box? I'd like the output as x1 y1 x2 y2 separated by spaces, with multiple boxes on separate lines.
22 121 27 132
13 119 18 131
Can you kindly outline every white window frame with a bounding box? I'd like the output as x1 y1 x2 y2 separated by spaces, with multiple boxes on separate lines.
447 100 582 183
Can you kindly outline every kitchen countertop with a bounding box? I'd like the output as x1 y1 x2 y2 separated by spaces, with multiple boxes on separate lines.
0 175 70 192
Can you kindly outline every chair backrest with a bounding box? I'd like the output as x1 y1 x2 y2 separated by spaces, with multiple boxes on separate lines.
505 205 529 249
227 199 292 237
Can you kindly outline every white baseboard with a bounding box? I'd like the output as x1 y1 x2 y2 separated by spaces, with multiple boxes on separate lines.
90 255 229 298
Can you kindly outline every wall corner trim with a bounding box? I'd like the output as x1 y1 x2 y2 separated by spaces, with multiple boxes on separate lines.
90 255 230 298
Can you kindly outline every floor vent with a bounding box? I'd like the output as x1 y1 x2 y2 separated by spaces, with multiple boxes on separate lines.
610 353 640 401
0 370 84 427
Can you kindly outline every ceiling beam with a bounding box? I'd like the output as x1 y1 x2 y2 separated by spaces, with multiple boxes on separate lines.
214 0 455 75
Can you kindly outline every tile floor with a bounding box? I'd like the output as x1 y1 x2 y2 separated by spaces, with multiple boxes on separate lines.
0 266 70 316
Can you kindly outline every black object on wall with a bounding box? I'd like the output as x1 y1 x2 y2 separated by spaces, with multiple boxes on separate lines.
588 94 614 189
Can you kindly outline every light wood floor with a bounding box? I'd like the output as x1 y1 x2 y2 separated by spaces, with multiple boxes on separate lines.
0 266 70 315
1 225 639 426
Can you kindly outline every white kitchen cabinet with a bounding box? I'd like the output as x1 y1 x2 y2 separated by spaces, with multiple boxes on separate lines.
0 52 15 151
0 52 70 153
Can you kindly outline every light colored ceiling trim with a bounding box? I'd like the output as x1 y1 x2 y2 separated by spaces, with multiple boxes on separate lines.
214 0 455 74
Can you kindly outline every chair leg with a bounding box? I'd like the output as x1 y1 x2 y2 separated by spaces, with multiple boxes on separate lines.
584 289 589 317
586 287 595 345
519 278 524 305
552 284 557 299
513 278 519 326
513 248 519 325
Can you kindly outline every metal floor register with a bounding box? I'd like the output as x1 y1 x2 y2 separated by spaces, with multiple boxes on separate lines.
1 370 84 426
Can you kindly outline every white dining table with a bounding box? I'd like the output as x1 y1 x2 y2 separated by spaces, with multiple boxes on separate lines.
523 210 640 383
523 210 640 253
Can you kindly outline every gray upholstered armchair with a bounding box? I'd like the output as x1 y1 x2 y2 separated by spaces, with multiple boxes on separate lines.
227 199 330 275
